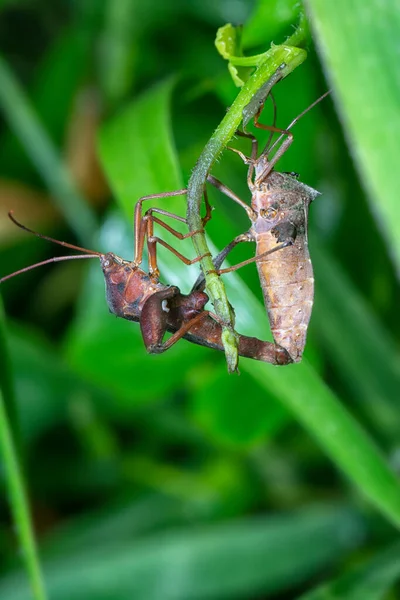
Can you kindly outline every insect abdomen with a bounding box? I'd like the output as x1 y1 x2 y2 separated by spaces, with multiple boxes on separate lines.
256 233 314 362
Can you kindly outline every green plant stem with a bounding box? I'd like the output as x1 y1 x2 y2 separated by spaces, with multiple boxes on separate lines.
0 389 48 600
0 54 97 246
0 299 19 448
186 25 307 372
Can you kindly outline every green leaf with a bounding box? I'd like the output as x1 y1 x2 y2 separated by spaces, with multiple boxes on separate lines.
100 0 139 107
214 18 306 87
215 23 241 60
96 77 208 300
191 367 289 447
98 78 183 207
215 24 252 86
0 505 362 600
41 494 197 557
68 79 194 403
307 0 400 269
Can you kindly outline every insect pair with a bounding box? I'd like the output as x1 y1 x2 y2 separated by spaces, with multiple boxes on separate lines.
0 90 328 367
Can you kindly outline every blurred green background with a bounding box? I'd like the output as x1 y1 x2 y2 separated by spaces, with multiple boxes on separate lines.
0 0 399 598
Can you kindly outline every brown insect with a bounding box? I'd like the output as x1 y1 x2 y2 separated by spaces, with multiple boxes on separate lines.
206 91 330 362
0 207 292 366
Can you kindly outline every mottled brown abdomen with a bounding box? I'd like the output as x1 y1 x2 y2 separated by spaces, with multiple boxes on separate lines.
256 232 314 362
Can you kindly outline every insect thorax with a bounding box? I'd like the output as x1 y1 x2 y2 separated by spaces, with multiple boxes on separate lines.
252 172 320 213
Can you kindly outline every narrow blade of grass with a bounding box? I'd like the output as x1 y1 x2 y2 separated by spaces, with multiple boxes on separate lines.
0 55 97 245
313 244 400 438
0 298 18 443
306 0 400 270
244 358 400 529
0 389 47 600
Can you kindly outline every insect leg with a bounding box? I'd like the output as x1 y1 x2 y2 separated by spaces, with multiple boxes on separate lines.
140 286 220 355
146 309 213 354
236 130 259 159
218 241 292 275
254 119 294 182
254 90 331 183
143 187 212 241
207 175 255 220
191 233 251 292
134 189 188 264
144 188 212 229
234 130 259 188
146 234 211 277
134 189 212 265
139 286 180 351
144 292 292 366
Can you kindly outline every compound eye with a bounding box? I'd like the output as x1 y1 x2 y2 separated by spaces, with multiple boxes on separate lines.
260 207 277 220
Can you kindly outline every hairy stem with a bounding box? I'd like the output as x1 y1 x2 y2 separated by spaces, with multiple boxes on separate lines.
186 22 308 372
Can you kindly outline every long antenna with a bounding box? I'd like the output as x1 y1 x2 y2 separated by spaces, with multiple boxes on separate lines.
7 211 102 256
266 90 331 158
0 254 100 284
0 212 102 284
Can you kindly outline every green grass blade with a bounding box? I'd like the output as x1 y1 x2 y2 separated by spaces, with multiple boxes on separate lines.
306 0 400 270
313 244 400 437
0 389 47 600
100 0 138 107
0 28 95 180
245 358 400 528
0 298 18 444
0 55 97 245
